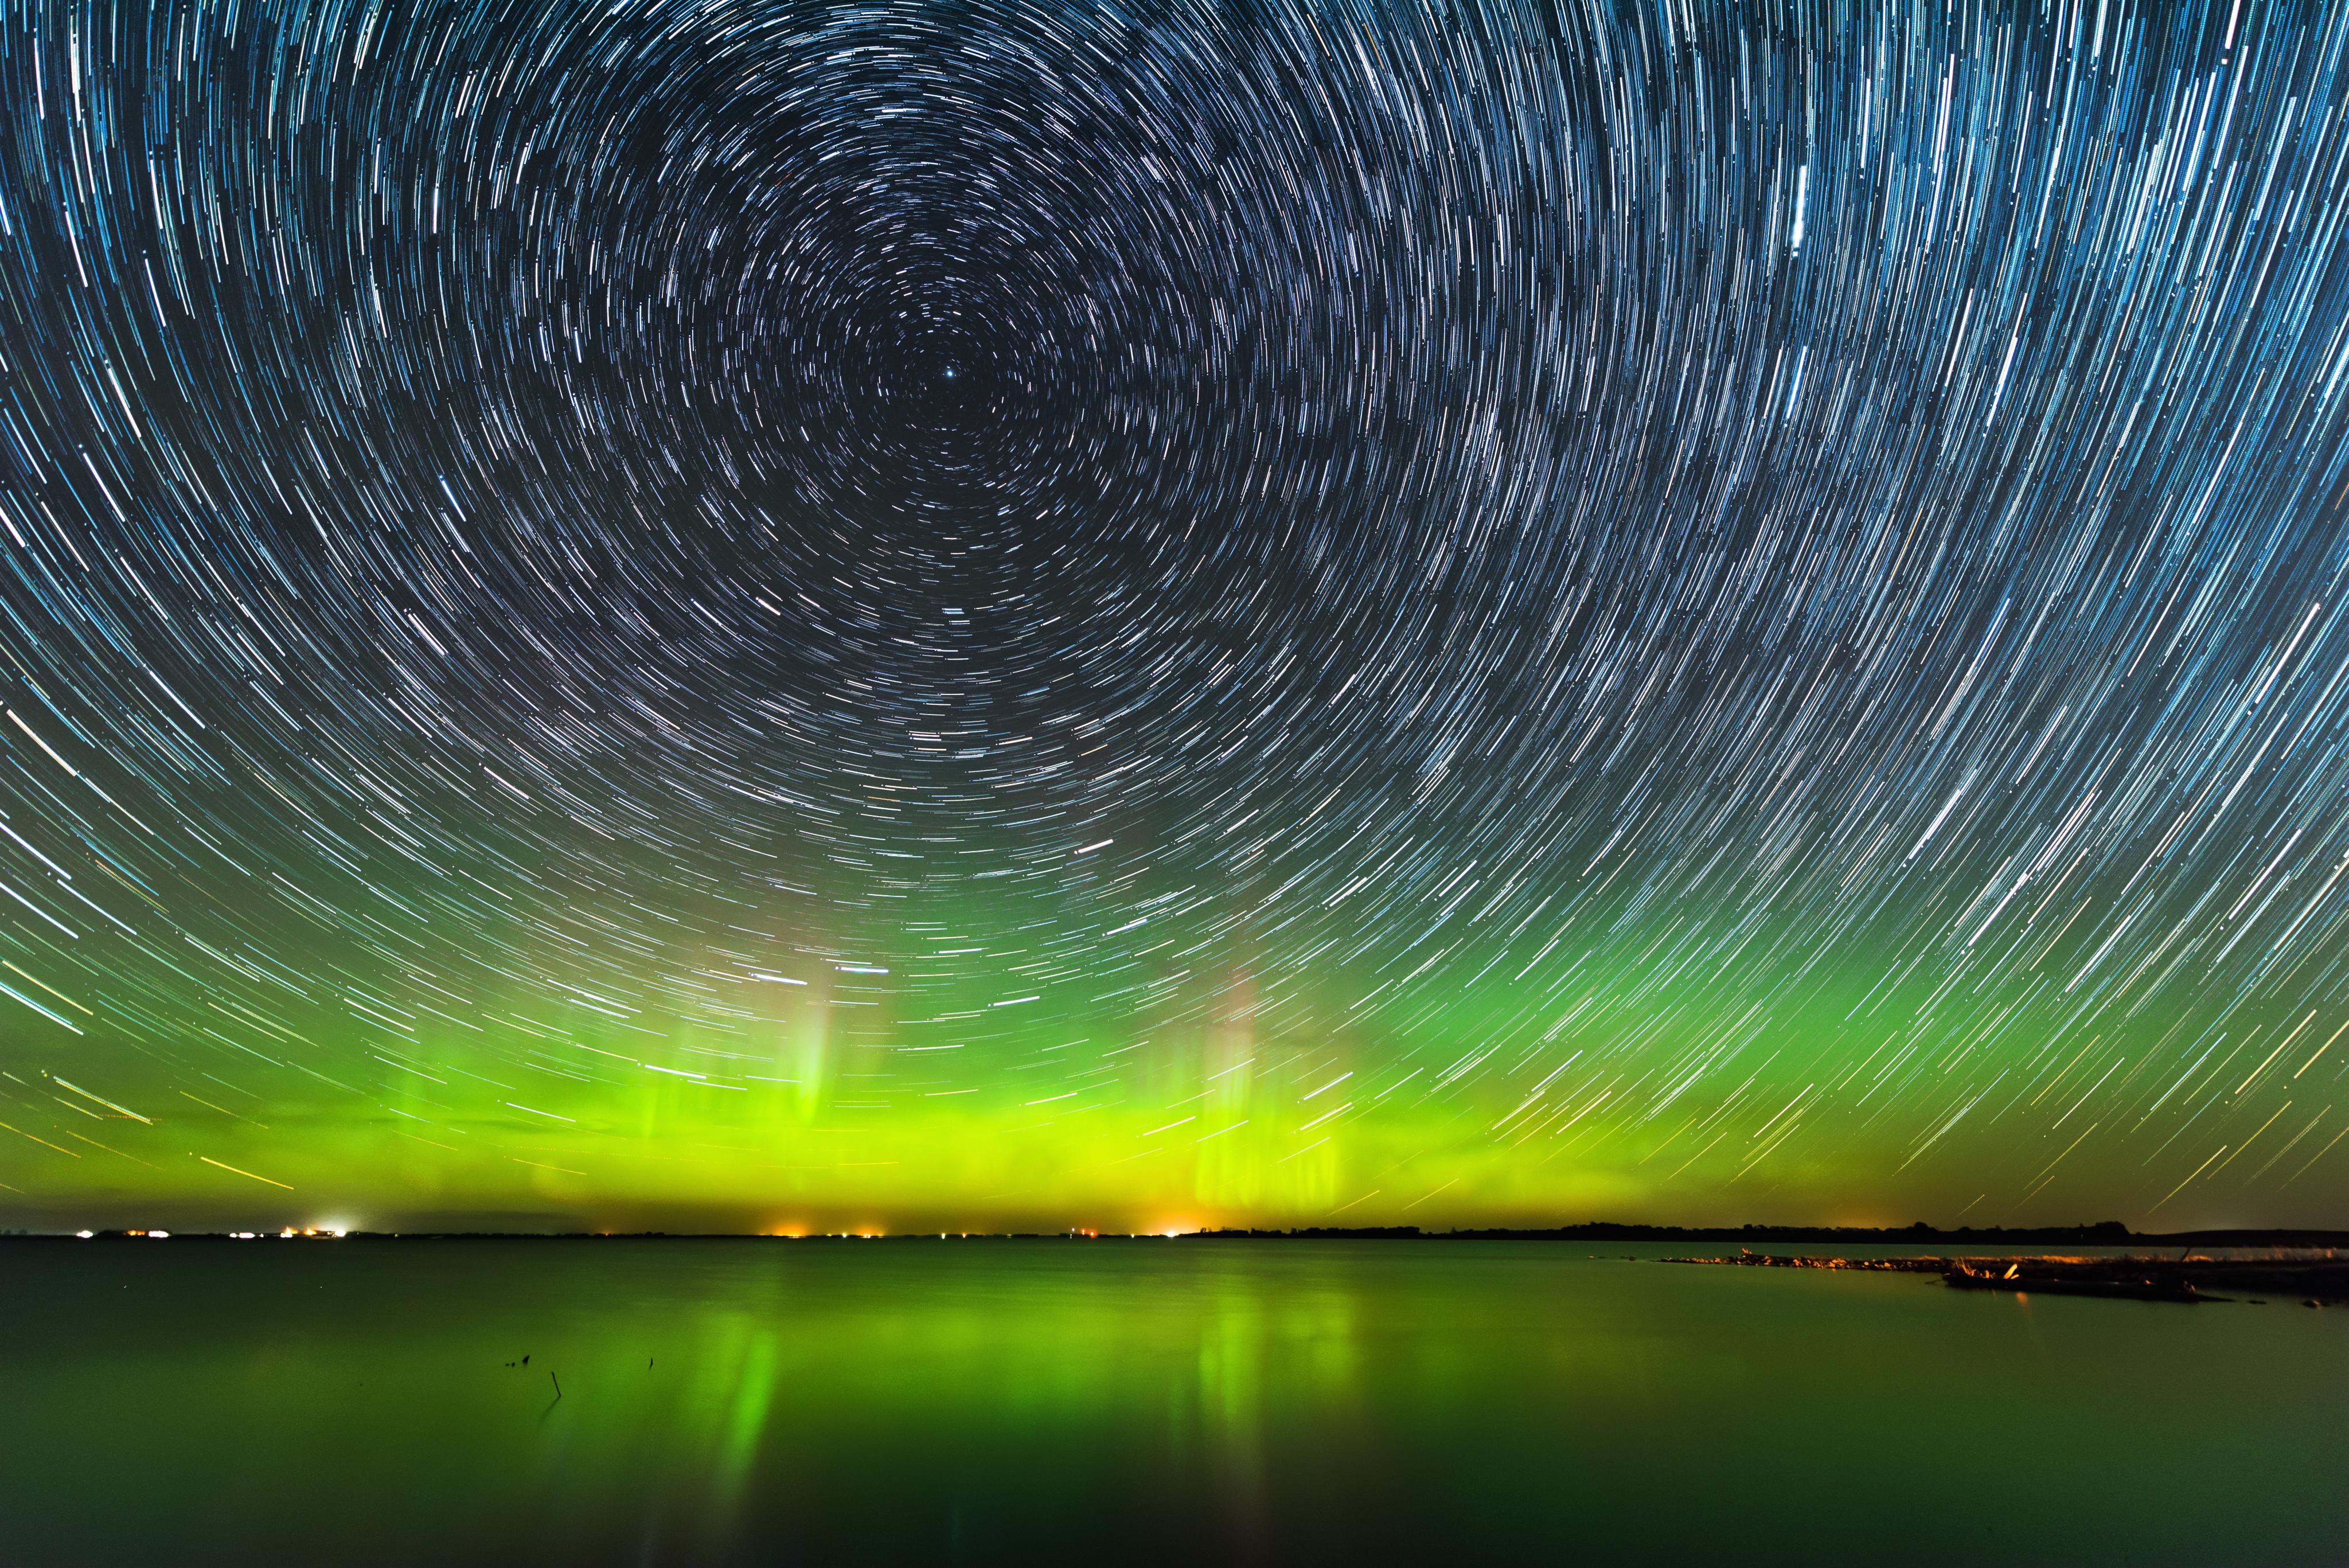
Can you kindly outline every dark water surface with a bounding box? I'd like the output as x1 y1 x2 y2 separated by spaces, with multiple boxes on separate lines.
1 1239 2342 1565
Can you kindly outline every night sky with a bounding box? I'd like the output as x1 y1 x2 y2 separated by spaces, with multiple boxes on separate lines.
1 0 2346 1234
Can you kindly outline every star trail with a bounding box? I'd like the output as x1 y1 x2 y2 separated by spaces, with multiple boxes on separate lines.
1 0 2346 1232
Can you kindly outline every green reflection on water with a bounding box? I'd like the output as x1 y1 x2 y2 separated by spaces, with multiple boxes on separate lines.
0 1241 2342 1565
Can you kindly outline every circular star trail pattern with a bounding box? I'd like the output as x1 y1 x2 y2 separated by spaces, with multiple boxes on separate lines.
1 0 2346 1227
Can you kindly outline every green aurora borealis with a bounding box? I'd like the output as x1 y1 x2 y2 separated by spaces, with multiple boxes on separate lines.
8 861 2343 1234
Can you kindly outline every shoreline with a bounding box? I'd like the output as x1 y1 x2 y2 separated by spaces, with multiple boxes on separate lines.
1668 1247 2349 1304
7 1221 2344 1249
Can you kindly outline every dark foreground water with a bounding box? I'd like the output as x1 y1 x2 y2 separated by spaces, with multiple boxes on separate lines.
1 1240 2342 1566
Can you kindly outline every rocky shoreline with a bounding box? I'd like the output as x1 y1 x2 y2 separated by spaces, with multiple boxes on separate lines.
1667 1249 2349 1305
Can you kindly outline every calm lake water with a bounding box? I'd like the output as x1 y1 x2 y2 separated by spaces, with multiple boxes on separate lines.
1 1239 2342 1565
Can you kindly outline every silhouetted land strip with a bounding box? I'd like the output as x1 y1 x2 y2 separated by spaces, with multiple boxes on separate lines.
12 1219 2346 1249
1669 1248 2349 1304
1181 1220 2349 1248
